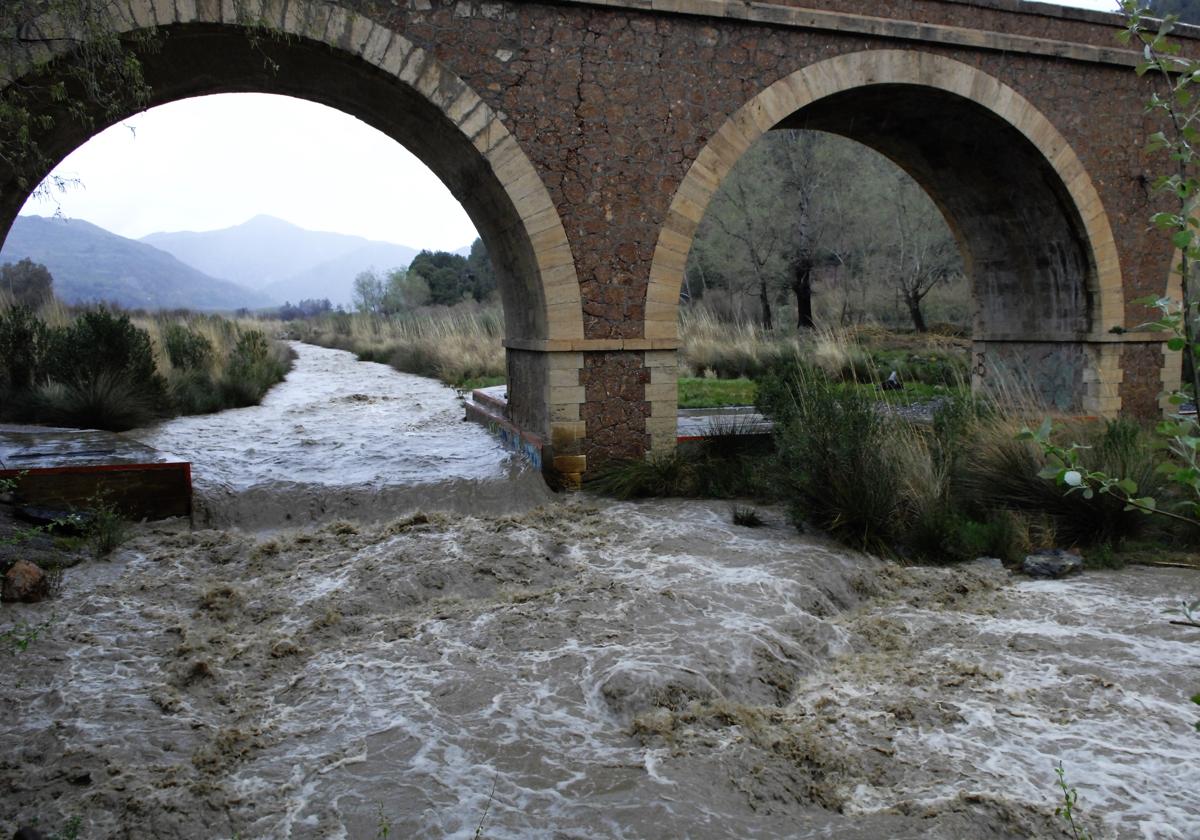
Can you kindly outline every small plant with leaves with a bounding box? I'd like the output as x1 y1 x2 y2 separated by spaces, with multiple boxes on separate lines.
87 497 128 559
375 802 392 840
51 815 82 840
1 616 54 654
1054 763 1094 840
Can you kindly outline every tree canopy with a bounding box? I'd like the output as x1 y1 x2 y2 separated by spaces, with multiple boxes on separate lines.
352 239 496 315
0 258 53 307
687 130 964 331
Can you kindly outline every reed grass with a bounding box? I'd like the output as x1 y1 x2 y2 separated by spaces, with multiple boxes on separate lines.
291 304 505 388
0 297 292 429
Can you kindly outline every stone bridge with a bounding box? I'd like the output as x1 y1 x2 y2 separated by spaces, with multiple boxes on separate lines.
0 0 1187 485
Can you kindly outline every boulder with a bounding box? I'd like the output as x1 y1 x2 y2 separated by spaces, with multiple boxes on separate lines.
2 560 50 603
970 556 1005 572
1022 550 1083 578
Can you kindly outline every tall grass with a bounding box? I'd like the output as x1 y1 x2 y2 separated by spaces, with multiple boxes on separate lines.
0 298 293 430
136 314 294 414
762 357 1174 558
679 308 968 388
291 304 505 387
679 309 801 379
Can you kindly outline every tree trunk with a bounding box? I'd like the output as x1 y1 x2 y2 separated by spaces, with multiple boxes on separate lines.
759 278 773 331
905 292 928 332
792 261 815 329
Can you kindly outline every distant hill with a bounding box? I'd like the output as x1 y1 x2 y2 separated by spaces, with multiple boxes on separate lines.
261 240 422 305
1 215 274 311
143 215 421 305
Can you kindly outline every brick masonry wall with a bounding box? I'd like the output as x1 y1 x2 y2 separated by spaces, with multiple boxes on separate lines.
9 0 1181 463
580 351 651 462
335 0 1176 425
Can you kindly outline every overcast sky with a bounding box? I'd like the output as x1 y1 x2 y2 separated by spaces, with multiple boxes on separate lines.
16 0 1120 248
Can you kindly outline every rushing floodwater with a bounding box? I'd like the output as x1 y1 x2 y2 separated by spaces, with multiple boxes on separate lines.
1 344 1198 839
127 342 553 527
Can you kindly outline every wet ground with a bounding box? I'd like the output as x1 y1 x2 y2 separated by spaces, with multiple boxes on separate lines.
1 344 1198 839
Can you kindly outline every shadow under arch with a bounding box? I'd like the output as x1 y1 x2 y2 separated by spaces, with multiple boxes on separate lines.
649 50 1125 416
0 0 586 459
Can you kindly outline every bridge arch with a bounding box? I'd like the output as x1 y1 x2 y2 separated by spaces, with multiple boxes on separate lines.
649 49 1126 418
0 0 586 474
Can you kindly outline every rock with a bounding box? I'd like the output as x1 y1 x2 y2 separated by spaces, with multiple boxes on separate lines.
970 556 1005 572
14 827 47 840
15 506 90 534
2 560 50 603
1021 550 1083 578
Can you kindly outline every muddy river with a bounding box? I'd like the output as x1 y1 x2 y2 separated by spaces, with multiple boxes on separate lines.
1 345 1198 839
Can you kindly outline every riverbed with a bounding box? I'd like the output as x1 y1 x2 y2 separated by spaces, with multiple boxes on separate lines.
0 344 1197 839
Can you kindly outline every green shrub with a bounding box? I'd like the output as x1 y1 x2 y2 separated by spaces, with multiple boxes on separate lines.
732 505 765 527
27 370 160 431
168 368 224 415
589 451 698 499
870 349 968 387
0 304 50 403
219 330 289 407
163 323 213 370
39 308 167 428
88 499 129 559
50 308 163 391
954 418 1167 548
904 507 1027 564
765 364 911 552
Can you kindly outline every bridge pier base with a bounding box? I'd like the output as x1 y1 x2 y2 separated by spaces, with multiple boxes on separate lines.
972 336 1170 419
505 346 681 488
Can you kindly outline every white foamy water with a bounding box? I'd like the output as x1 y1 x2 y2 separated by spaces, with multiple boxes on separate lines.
2 499 1197 839
125 342 551 527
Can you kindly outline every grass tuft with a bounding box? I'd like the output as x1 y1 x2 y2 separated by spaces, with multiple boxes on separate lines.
731 505 765 527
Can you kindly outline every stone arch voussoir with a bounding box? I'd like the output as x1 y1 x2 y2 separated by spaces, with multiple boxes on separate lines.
648 49 1124 415
6 0 584 344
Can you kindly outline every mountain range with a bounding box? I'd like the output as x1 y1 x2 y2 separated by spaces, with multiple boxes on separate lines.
0 215 275 311
142 214 421 304
1 214 447 310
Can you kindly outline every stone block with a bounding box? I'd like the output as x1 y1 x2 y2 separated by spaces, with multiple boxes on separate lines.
152 0 178 25
553 454 588 475
547 352 585 371
644 320 679 341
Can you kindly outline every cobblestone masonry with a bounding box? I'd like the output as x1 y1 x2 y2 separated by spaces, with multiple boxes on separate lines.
0 0 1189 482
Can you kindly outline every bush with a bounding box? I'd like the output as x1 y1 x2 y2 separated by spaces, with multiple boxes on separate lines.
763 364 915 552
163 323 213 370
589 451 699 499
0 304 50 400
26 370 161 431
168 368 223 415
219 329 289 407
954 418 1167 548
0 259 54 308
47 308 168 420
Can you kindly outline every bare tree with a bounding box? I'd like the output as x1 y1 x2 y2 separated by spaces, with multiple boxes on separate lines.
882 174 962 332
